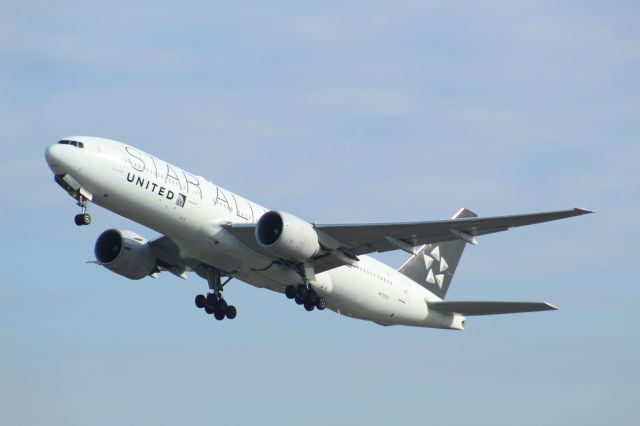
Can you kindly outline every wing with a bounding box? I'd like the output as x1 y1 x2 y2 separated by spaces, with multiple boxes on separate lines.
224 207 592 273
315 207 592 256
428 301 558 316
149 235 190 279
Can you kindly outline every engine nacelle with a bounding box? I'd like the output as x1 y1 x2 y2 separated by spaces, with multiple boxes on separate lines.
94 229 156 280
256 211 321 262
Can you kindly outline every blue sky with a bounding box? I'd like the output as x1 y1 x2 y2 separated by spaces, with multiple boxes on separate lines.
1 1 638 425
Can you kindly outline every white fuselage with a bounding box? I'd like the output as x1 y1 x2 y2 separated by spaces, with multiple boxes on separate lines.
46 137 463 329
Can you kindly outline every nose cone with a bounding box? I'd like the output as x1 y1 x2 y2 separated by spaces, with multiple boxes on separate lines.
45 143 81 175
45 144 60 167
45 144 65 174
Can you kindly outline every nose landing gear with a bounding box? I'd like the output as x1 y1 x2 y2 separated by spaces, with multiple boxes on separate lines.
74 196 91 226
74 213 91 226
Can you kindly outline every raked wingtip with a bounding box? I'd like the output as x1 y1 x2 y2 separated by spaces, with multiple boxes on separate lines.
574 207 594 214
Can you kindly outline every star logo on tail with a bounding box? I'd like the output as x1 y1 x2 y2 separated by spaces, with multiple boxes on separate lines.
423 246 449 289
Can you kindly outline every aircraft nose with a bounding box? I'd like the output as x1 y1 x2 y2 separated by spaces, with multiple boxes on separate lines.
44 144 60 167
45 144 61 168
45 143 73 175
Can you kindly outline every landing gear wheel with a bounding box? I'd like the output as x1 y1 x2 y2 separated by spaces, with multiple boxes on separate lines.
294 296 304 305
285 285 296 299
304 300 315 311
195 294 206 309
216 298 228 312
296 285 308 300
204 305 215 315
305 292 318 305
315 297 326 310
214 310 225 320
74 213 91 226
206 293 217 306
225 305 237 319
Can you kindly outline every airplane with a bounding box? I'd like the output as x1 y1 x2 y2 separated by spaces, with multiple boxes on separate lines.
45 136 591 329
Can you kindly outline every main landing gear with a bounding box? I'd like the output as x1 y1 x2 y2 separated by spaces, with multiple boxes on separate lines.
285 284 326 312
284 262 326 312
194 267 237 320
74 196 91 226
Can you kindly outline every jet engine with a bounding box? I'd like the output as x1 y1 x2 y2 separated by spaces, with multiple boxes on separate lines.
94 229 156 280
256 211 321 262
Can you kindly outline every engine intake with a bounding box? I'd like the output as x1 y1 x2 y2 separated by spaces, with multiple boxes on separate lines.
256 211 320 262
94 229 156 280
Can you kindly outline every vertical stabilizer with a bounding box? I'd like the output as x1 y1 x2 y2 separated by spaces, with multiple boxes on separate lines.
398 208 476 299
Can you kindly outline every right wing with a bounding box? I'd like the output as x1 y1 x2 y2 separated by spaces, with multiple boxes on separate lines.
314 208 592 256
224 208 592 273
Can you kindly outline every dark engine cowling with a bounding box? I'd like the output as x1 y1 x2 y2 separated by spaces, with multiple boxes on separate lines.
94 229 156 280
256 211 321 262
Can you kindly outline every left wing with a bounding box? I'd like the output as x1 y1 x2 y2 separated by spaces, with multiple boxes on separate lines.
149 236 190 279
224 207 592 273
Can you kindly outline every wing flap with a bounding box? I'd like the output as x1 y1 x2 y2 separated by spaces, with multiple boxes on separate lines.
428 301 558 316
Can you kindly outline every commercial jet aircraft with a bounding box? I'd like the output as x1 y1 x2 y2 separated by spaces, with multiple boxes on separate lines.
45 136 591 329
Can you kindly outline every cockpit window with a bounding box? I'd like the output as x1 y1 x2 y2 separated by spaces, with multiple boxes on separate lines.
58 140 84 148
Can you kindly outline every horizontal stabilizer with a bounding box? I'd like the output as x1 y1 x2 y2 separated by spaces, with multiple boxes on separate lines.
428 301 557 316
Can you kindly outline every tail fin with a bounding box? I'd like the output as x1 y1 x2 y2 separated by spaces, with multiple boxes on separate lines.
398 208 477 299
